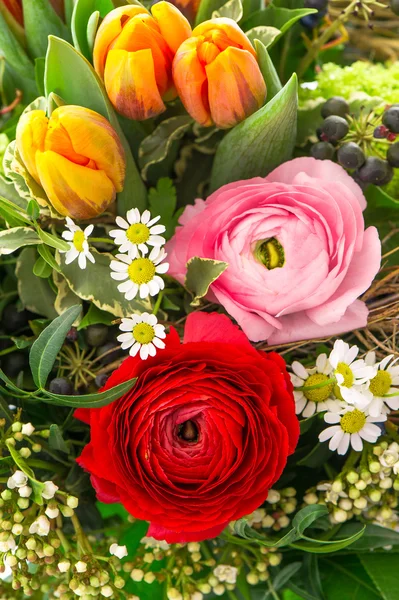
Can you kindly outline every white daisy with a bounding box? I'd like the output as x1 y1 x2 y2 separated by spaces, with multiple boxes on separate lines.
110 247 169 300
60 217 95 270
109 209 166 259
363 351 399 417
290 354 338 417
328 340 376 408
318 404 386 455
117 312 166 360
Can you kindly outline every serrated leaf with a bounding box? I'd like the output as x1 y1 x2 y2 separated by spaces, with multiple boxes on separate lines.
148 177 178 239
139 116 192 181
247 25 281 47
33 255 53 278
210 74 297 191
22 0 70 59
40 376 137 407
16 247 58 318
6 440 45 504
185 257 228 306
212 0 243 21
0 227 41 255
49 424 69 453
29 304 82 388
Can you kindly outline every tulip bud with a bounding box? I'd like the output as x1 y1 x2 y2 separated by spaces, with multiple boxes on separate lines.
16 105 126 220
173 18 266 129
93 2 192 121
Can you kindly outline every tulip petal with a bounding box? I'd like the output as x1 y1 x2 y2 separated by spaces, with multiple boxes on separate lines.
193 18 256 57
15 110 48 185
104 48 166 121
93 4 148 78
173 37 212 127
36 151 115 219
205 46 266 129
151 1 192 54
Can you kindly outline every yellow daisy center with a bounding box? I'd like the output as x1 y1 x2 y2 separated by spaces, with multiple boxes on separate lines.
303 373 334 402
340 409 366 434
254 237 285 270
72 230 85 252
126 223 150 245
128 258 155 285
132 323 155 344
335 362 354 388
369 370 392 397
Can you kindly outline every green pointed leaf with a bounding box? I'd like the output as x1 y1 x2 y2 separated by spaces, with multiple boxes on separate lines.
0 227 41 255
40 376 137 407
148 177 178 239
293 504 329 536
22 0 70 59
37 243 62 273
247 26 281 48
44 36 147 214
72 0 114 60
185 257 228 306
33 255 53 278
242 3 317 37
6 440 45 505
29 304 82 388
0 11 34 81
49 424 69 453
335 523 399 551
36 228 70 251
318 555 380 600
255 39 282 101
264 563 302 598
292 525 366 554
210 73 297 191
196 0 227 24
16 247 58 318
87 10 100 55
212 0 243 21
27 198 41 220
77 304 115 330
360 554 399 600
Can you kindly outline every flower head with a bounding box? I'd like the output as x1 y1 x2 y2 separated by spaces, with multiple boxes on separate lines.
213 565 238 585
42 480 59 500
110 247 169 300
109 543 128 559
329 340 376 407
21 422 35 436
117 313 166 360
290 354 338 417
110 209 166 258
364 352 399 416
29 515 51 536
61 217 95 270
319 404 385 455
7 470 28 489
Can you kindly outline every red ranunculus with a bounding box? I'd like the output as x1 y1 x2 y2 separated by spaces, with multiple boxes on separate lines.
76 312 299 543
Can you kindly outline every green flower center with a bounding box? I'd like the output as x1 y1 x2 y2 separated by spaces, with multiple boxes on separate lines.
132 322 155 344
369 370 392 397
254 237 285 270
128 258 155 285
73 230 85 252
303 373 334 402
335 362 354 388
340 409 366 434
126 223 150 245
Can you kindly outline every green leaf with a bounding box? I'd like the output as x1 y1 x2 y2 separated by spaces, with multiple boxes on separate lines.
53 271 82 319
212 0 243 21
210 73 297 191
242 3 317 37
72 0 114 60
247 25 281 48
33 255 53 278
185 257 228 306
77 304 115 330
319 556 380 600
44 36 147 214
264 563 302 598
5 440 45 505
138 116 192 181
297 441 333 469
87 10 100 55
29 304 82 388
255 39 282 101
360 554 399 600
26 198 41 220
3 139 49 207
22 0 70 59
37 243 62 273
196 0 228 24
242 0 262 20
36 228 70 251
292 504 329 536
16 247 58 318
335 523 399 551
49 424 69 453
0 11 34 82
292 525 366 554
40 376 137 407
148 177 178 239
35 57 46 96
0 227 41 255
59 248 153 318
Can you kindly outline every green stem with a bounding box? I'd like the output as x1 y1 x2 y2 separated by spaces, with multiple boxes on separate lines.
297 377 336 392
152 291 164 316
226 591 239 600
342 448 360 472
90 237 114 244
267 579 280 600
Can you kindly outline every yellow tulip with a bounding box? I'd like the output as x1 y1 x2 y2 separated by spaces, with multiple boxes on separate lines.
93 2 192 121
16 105 126 219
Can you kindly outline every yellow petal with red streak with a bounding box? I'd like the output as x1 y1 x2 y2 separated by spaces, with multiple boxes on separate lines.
193 18 256 56
15 110 48 185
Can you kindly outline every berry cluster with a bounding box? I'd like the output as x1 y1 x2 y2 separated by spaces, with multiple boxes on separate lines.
311 97 399 187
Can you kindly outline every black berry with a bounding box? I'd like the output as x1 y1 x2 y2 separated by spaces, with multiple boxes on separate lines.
300 13 322 28
387 143 399 168
382 105 399 133
311 141 335 160
321 96 350 119
337 142 365 170
321 116 349 142
66 327 78 342
95 373 109 388
1 304 30 334
357 157 393 186
96 342 122 365
49 377 74 395
373 125 389 139
84 324 109 348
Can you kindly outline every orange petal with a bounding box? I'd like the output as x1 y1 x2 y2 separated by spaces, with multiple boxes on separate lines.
93 4 148 79
173 37 211 127
48 106 125 192
151 1 192 54
193 18 256 57
205 46 266 129
167 0 201 22
15 110 49 185
36 151 116 219
104 48 166 121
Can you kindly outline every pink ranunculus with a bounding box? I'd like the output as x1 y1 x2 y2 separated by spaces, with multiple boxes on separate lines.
167 158 381 344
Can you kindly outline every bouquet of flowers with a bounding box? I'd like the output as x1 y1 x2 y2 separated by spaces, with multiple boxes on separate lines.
1 0 399 598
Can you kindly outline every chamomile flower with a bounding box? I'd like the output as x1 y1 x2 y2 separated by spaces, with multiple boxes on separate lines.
290 354 338 417
363 352 399 416
328 340 376 408
319 405 386 455
110 247 169 300
60 217 95 269
117 313 166 360
109 209 166 258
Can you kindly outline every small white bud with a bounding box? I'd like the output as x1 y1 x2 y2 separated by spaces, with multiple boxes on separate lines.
266 489 281 504
167 588 182 600
19 485 32 498
131 569 144 582
21 423 35 436
42 481 59 500
75 561 87 573
187 542 200 553
246 573 259 585
58 560 71 573
29 515 50 536
7 470 28 489
191 552 201 562
213 585 225 596
101 585 113 598
303 493 318 505
45 506 60 520
144 572 156 584
12 523 23 535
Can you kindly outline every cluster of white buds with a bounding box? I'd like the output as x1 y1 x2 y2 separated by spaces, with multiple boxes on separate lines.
246 487 298 532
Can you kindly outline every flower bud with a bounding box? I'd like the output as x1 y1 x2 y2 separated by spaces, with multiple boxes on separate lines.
16 106 126 220
66 495 79 509
144 572 156 584
131 569 144 582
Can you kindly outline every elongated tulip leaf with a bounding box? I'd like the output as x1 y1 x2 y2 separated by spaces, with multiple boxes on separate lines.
29 304 82 388
210 73 297 191
22 0 70 59
40 377 137 407
72 0 114 60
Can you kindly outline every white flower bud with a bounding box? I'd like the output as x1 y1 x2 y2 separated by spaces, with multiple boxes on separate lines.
262 515 275 528
66 496 79 508
101 585 113 598
45 505 60 520
12 523 23 535
42 481 59 500
191 593 203 600
191 552 201 562
379 477 393 490
17 498 29 509
21 423 35 436
19 485 32 498
353 497 367 510
331 480 343 493
26 537 37 550
131 569 144 582
19 447 31 459
75 561 87 573
268 553 282 566
213 585 225 596
5 554 18 567
266 489 281 504
144 572 156 584
109 543 128 559
338 498 352 511
346 471 359 484
197 583 211 594
187 542 200 553
303 493 318 505
333 509 347 523
7 470 28 489
58 560 71 573
213 565 238 585
29 515 50 536
246 573 259 585
167 588 182 600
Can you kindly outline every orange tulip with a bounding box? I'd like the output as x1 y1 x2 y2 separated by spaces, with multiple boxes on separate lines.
93 1 192 121
173 18 267 129
166 0 201 22
16 105 126 220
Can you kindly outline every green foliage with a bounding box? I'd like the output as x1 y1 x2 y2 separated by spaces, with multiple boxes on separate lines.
22 0 70 59
71 0 114 60
241 1 316 35
49 423 70 453
40 377 137 407
0 227 41 255
256 39 283 100
185 257 228 306
148 177 180 240
212 0 243 21
360 554 399 600
16 247 58 318
77 304 116 330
